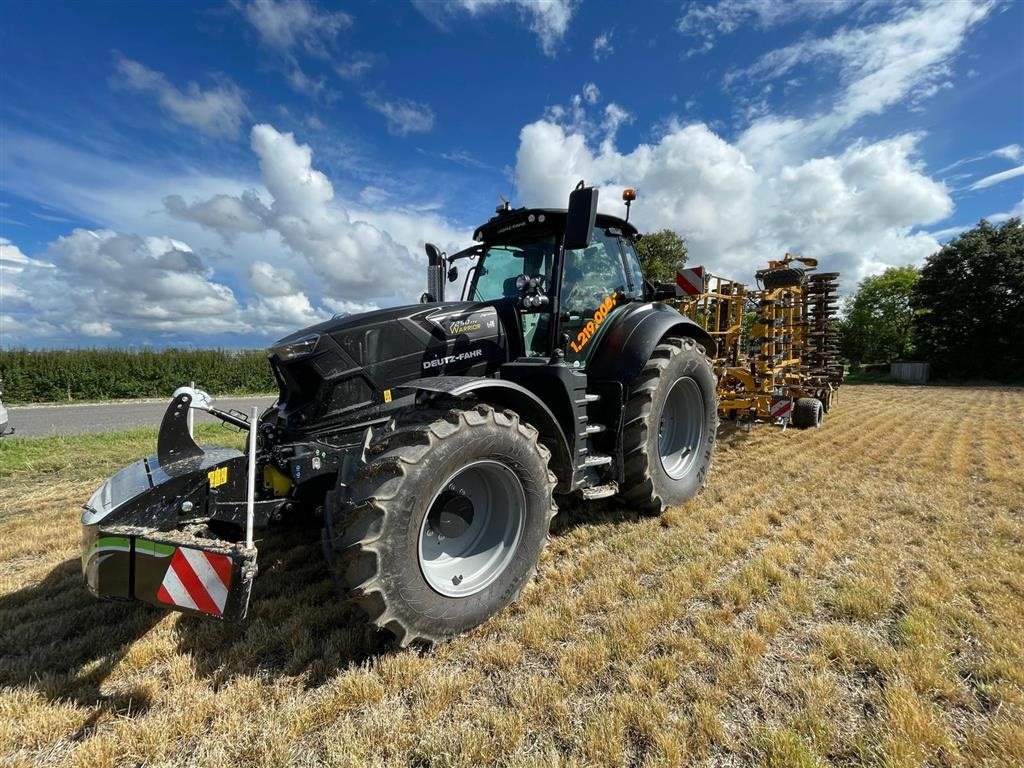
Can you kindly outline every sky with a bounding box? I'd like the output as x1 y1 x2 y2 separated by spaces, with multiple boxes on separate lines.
1 0 1022 349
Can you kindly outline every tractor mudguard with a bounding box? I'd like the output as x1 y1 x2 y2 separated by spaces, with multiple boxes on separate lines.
587 302 715 387
81 391 268 620
396 375 573 491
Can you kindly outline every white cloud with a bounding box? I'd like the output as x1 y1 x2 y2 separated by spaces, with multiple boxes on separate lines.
365 95 435 136
335 53 377 81
593 31 613 60
741 2 991 119
928 196 1024 239
413 0 575 57
239 0 351 54
993 145 1024 162
249 260 300 297
728 1 994 168
678 0 858 55
1 225 341 344
939 144 1024 174
581 82 600 105
2 122 475 346
2 229 250 344
284 59 329 99
114 57 248 138
515 113 952 290
159 124 469 308
989 196 1024 223
164 193 267 241
968 165 1024 191
78 321 119 338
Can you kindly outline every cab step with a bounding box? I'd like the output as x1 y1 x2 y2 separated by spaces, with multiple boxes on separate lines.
581 453 612 468
579 423 606 437
581 482 618 500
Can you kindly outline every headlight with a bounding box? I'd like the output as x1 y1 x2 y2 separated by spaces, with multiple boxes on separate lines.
272 333 320 361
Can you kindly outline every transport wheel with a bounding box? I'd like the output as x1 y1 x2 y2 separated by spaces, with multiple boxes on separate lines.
760 266 805 289
792 397 824 429
324 404 557 646
618 336 718 513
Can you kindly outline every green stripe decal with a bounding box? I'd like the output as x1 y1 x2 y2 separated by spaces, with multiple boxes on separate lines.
84 536 132 564
136 539 175 557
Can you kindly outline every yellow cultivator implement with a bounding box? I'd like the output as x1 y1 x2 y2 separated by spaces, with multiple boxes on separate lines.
673 254 843 429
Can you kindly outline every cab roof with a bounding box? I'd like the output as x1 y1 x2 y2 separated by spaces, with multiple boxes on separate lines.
473 207 639 243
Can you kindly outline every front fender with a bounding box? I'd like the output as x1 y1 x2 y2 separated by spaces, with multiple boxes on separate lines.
587 302 715 386
397 376 573 493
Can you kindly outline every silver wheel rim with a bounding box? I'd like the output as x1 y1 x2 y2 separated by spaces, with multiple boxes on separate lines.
418 460 526 598
658 377 706 480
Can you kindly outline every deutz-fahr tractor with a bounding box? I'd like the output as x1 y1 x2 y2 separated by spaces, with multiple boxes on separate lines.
82 184 718 645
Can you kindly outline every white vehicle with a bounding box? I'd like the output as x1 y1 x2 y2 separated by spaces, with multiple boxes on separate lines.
0 386 10 437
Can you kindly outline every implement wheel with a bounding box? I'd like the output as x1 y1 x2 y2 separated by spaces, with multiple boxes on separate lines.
324 405 556 646
618 336 718 513
760 266 805 289
792 397 824 429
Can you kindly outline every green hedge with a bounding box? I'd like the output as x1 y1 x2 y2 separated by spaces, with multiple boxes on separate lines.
0 348 277 404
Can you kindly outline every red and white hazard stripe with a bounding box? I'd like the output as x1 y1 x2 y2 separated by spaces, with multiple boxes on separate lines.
770 395 793 419
675 266 705 296
157 547 233 617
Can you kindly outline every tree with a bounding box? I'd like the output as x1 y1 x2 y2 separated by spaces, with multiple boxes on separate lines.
636 229 688 284
839 266 919 365
912 218 1024 380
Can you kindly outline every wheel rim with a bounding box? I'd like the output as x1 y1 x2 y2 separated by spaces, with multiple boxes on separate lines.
418 460 526 598
658 377 706 480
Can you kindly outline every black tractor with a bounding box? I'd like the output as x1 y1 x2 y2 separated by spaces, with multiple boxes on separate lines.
82 184 718 645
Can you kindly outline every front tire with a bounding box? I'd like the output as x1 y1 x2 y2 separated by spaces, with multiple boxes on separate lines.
618 336 718 512
324 404 557 646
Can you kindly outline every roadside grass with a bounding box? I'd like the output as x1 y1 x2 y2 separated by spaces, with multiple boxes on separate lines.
0 385 1021 766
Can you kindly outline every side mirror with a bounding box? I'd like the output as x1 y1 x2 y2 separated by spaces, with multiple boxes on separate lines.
447 265 459 282
564 181 599 251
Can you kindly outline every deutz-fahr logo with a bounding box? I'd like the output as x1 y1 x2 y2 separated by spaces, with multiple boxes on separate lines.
423 348 484 370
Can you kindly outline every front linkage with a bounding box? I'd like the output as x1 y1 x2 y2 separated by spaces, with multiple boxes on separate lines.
82 387 268 620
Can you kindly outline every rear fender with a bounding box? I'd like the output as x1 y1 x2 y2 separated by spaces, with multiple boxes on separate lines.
397 376 573 493
587 302 715 387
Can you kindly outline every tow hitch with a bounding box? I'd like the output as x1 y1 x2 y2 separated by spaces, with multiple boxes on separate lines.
81 388 271 620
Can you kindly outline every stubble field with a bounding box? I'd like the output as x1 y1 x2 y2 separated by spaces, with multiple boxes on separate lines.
0 384 1022 767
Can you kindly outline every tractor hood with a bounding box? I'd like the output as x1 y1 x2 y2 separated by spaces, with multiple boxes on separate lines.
267 301 512 437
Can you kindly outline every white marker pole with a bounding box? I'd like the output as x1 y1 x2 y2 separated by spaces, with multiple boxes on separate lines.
246 406 258 549
187 380 195 437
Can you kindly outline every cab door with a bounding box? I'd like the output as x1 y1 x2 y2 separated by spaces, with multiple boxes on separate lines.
558 229 638 367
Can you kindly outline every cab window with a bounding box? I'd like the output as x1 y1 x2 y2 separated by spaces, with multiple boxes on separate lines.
560 229 629 365
620 238 646 299
470 237 555 302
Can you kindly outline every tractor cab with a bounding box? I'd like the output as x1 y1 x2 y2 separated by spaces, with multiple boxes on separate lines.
435 193 647 368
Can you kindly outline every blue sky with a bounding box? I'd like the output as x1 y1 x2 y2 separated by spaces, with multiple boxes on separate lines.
1 0 1022 348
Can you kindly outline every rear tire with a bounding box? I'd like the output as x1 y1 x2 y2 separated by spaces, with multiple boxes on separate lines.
324 404 556 646
792 397 823 429
618 336 718 513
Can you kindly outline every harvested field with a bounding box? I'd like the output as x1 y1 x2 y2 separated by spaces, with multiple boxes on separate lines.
0 385 1022 767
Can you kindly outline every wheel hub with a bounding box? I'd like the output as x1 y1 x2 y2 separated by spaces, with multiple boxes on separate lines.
658 377 706 480
418 460 526 598
429 492 475 539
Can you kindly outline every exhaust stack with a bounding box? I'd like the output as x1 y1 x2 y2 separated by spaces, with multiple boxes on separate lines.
424 242 445 303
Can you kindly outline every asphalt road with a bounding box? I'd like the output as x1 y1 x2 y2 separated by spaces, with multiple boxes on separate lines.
5 396 278 438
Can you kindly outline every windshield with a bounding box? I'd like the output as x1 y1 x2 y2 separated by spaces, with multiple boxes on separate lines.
469 236 556 301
